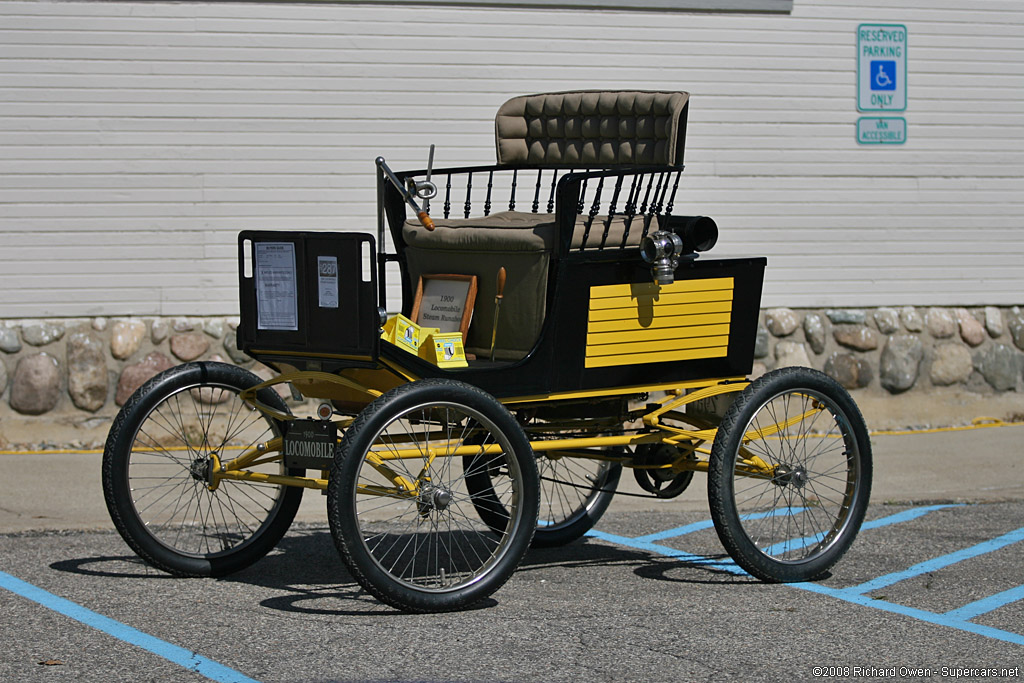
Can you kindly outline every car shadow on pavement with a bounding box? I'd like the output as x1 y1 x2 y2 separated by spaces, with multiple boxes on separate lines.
520 538 761 586
48 524 757 617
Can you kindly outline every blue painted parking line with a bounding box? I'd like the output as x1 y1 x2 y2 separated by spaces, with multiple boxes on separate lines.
0 569 260 683
797 582 1024 646
838 525 1024 598
587 529 745 574
587 504 1024 646
858 503 962 530
635 506 808 544
945 584 1024 622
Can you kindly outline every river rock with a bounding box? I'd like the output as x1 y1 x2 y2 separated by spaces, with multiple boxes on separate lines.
974 344 1021 392
925 307 956 339
0 327 20 353
803 313 827 355
880 335 924 394
222 330 252 365
203 319 226 339
826 309 866 325
955 308 986 347
984 307 1003 338
92 317 108 332
170 332 210 361
873 307 900 335
954 309 987 348
67 331 108 412
749 361 768 381
754 325 770 359
0 359 8 399
833 325 879 351
1008 309 1024 351
151 318 170 345
116 351 175 406
111 319 147 360
172 317 194 332
10 353 61 415
824 352 872 389
900 306 924 332
22 322 65 347
765 308 800 337
774 341 812 369
929 343 973 386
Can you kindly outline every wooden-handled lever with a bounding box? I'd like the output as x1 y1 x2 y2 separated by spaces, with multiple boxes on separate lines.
488 267 506 362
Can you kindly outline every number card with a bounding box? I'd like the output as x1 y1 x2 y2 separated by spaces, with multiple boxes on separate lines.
411 274 477 342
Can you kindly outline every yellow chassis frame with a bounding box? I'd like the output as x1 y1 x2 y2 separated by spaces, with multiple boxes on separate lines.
209 371 816 496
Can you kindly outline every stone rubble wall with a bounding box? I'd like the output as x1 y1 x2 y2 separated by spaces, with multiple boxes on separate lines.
1 306 1023 448
0 316 271 449
753 306 1024 396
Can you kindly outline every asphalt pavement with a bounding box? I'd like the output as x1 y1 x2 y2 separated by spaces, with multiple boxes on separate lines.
1 424 1022 683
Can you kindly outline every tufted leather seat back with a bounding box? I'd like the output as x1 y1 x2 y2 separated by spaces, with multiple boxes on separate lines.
494 90 689 167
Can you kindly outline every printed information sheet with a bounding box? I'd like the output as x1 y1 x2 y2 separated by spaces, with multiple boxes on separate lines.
255 242 298 331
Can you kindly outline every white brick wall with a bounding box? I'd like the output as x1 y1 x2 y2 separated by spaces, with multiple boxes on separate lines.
1 0 1022 317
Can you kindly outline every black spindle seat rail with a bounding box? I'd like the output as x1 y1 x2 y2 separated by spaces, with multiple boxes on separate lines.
395 163 684 256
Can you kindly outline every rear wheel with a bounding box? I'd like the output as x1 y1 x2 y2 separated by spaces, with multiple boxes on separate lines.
534 455 621 547
708 367 872 582
467 450 621 548
327 379 538 613
102 362 303 577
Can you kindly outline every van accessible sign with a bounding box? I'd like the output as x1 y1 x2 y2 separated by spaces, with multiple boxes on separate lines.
857 24 907 112
857 116 906 145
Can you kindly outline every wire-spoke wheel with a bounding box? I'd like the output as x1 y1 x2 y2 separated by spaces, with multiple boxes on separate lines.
466 449 621 548
327 379 539 613
102 362 302 577
708 367 872 582
533 454 621 546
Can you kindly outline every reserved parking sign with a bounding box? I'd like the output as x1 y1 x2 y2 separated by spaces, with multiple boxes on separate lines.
858 24 907 112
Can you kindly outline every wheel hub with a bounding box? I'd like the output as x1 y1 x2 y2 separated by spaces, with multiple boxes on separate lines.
773 464 808 489
189 453 221 490
189 457 208 482
418 485 453 516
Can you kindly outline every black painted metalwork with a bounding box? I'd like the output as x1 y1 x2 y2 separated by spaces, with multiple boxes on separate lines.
484 170 494 216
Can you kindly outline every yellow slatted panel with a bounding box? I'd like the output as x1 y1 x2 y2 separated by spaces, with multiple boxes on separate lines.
588 288 733 310
586 346 730 368
587 311 732 334
586 322 731 346
589 278 734 300
587 335 731 357
588 299 732 323
585 277 735 369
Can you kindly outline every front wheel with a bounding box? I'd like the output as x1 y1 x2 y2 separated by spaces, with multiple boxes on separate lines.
327 379 539 613
708 367 872 582
102 362 303 577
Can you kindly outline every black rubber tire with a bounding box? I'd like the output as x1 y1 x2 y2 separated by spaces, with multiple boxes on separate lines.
467 452 621 548
708 367 872 582
327 379 539 613
102 362 303 577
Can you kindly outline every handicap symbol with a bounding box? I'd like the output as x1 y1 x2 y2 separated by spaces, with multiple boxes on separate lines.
871 60 896 91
